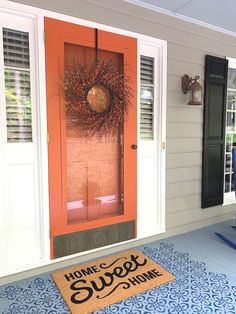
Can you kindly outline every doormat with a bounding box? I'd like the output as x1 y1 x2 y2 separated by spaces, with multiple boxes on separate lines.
52 249 175 314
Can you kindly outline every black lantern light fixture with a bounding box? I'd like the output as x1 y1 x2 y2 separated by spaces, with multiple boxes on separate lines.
182 74 203 106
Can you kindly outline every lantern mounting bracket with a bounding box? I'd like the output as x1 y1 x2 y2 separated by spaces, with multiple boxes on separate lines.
182 74 200 94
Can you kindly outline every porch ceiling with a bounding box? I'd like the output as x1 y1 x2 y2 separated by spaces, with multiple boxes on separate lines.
126 0 236 35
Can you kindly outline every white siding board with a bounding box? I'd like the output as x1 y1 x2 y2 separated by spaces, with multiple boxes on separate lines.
166 206 235 229
167 123 202 138
166 166 201 184
167 75 181 92
166 194 201 214
168 43 206 64
168 43 224 65
167 91 189 108
166 180 201 199
166 152 202 169
167 107 203 123
167 138 202 154
167 59 204 77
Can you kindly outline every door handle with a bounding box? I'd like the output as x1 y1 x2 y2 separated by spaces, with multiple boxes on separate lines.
131 144 138 150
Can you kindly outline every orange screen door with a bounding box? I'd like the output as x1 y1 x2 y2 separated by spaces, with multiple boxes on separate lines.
45 17 137 259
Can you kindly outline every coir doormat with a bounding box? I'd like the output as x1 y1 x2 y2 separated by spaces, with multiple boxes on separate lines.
52 249 175 314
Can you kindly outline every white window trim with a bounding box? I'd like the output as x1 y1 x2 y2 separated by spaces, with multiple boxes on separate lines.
223 57 236 205
0 0 167 279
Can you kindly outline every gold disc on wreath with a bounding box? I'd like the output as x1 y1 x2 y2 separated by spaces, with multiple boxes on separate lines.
87 84 111 113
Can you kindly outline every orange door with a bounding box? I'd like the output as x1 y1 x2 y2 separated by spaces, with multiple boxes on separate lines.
45 17 137 258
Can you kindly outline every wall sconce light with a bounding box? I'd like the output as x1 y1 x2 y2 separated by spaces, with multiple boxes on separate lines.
182 74 203 106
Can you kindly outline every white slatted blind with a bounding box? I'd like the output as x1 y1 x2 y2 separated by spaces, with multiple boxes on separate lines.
3 29 30 68
140 56 154 140
3 28 32 142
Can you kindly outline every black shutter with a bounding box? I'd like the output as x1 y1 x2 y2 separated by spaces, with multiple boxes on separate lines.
202 55 228 208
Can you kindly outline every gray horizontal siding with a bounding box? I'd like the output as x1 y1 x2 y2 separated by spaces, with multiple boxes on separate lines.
167 152 202 169
166 166 201 184
167 123 203 138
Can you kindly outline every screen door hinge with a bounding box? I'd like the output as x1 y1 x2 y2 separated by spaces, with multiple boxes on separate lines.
47 133 50 144
49 228 52 238
44 30 46 43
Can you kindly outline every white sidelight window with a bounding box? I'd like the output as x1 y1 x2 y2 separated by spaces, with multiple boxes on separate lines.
137 40 166 238
0 11 43 275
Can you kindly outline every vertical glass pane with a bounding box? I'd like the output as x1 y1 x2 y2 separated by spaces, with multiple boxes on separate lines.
228 68 236 89
226 134 232 153
4 69 32 142
226 112 236 132
225 174 230 193
225 154 231 173
66 131 123 224
227 93 236 110
64 43 124 225
231 174 235 192
3 28 32 143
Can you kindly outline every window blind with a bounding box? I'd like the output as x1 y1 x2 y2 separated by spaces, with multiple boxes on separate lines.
3 29 30 68
3 28 32 142
140 56 154 140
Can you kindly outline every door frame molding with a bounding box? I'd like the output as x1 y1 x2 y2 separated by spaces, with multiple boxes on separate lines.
0 0 166 278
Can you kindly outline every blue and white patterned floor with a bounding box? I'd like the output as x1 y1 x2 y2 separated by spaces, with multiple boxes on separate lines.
0 220 236 314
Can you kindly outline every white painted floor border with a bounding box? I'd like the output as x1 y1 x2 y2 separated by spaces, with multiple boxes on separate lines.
0 211 234 286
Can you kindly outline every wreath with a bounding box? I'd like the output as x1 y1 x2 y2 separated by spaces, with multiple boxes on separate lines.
64 59 132 137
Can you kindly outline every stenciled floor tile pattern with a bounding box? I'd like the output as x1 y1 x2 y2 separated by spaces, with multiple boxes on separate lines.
0 222 236 313
95 242 236 314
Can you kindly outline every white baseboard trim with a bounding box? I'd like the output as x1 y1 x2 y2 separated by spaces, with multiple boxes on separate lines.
0 212 234 286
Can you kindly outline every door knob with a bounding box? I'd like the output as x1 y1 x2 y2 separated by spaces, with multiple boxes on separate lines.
131 144 138 149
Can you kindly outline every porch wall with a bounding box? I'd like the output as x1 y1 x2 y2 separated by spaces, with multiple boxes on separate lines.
12 0 236 232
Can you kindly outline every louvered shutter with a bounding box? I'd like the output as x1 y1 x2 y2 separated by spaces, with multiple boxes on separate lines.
202 55 228 208
3 28 32 142
140 56 154 140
